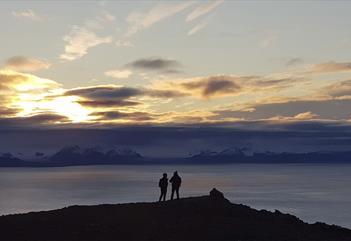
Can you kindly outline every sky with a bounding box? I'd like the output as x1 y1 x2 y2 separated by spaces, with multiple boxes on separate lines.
1 0 351 155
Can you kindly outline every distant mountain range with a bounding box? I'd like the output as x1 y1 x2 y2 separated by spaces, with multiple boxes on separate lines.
187 148 351 164
0 153 29 167
50 145 143 165
1 146 351 167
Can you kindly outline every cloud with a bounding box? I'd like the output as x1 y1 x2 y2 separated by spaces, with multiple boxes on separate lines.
0 70 61 120
0 114 69 128
106 57 183 78
127 57 181 73
64 86 141 100
117 1 223 46
115 1 194 46
91 111 155 121
60 12 116 61
0 107 20 117
4 56 51 72
267 111 319 121
158 75 298 99
12 123 351 160
125 2 194 38
77 100 140 108
321 80 351 98
104 69 132 79
159 110 217 124
305 61 351 74
60 26 112 61
17 113 69 123
64 85 186 99
181 76 241 98
63 85 187 109
0 70 59 92
293 111 319 120
4 124 351 157
12 9 44 21
145 89 187 98
285 58 304 67
188 22 208 36
186 0 224 22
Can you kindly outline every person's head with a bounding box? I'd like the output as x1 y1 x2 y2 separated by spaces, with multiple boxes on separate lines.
174 171 178 176
163 173 167 178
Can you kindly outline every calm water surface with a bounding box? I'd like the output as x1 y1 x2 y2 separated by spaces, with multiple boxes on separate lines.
0 164 350 228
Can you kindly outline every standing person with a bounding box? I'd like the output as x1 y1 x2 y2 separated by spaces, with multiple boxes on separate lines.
158 173 168 202
170 171 182 200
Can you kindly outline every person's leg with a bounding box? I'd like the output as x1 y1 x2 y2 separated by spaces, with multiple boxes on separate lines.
159 189 165 202
163 190 167 201
176 188 179 199
159 190 163 202
171 187 175 200
161 189 167 201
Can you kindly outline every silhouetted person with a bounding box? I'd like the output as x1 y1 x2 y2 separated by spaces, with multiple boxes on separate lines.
170 171 182 200
158 173 168 202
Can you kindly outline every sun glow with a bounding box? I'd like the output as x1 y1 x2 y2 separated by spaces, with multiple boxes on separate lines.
49 96 92 123
0 70 94 123
15 95 92 123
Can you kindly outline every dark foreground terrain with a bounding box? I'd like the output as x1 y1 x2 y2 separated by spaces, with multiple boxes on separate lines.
1 189 350 241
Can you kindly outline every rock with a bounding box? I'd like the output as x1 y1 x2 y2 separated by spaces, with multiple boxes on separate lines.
209 188 224 200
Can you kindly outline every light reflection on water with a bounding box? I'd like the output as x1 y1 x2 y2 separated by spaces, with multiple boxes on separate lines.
0 164 350 228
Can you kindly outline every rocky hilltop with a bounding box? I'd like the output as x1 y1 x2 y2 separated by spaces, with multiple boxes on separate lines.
0 189 350 241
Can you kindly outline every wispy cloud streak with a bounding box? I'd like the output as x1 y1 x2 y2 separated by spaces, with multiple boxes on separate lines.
186 0 224 22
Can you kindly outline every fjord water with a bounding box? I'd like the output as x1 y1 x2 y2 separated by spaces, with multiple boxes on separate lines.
0 164 350 228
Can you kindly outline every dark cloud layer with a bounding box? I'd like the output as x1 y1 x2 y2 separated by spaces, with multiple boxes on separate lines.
64 85 186 108
77 100 141 107
127 57 181 73
65 86 141 100
145 89 187 98
174 75 296 98
91 111 154 121
0 107 19 116
182 78 241 98
1 123 351 157
128 57 180 70
0 114 69 127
